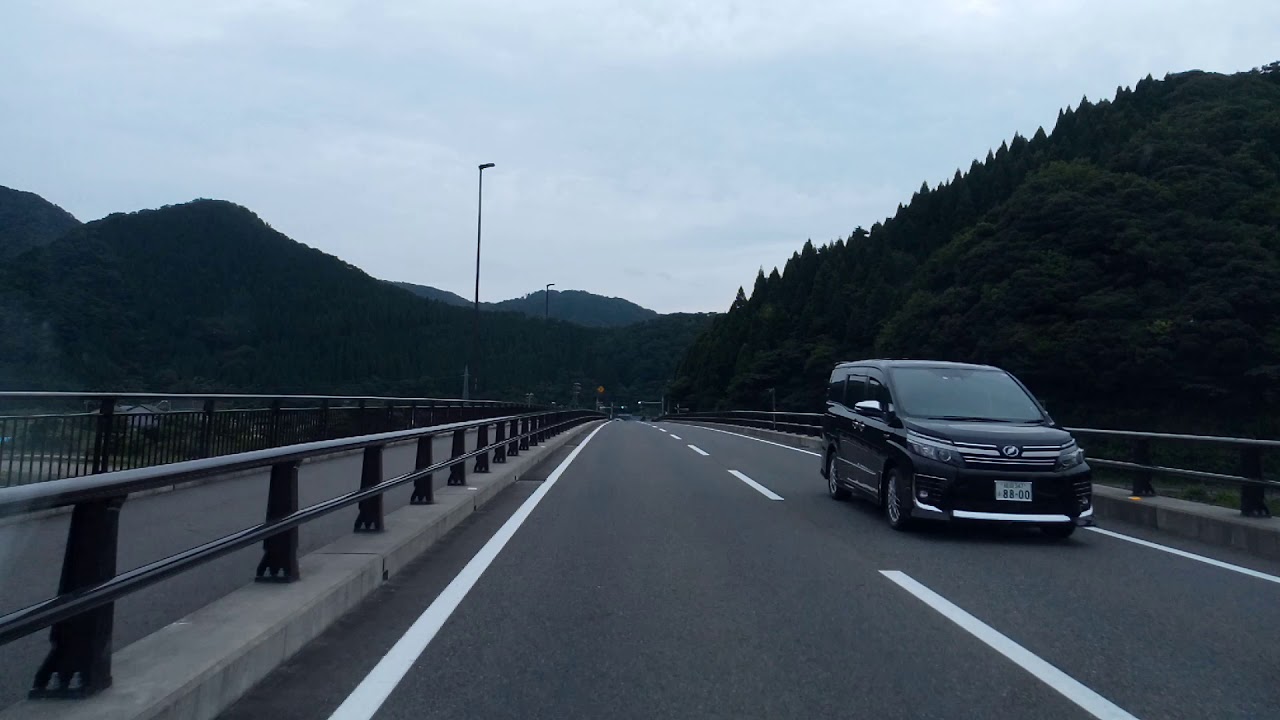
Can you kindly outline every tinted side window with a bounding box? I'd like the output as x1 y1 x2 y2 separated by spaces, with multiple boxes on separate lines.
845 372 869 407
828 373 845 404
868 377 891 409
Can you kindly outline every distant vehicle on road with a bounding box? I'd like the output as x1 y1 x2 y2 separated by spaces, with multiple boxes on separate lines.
820 360 1091 538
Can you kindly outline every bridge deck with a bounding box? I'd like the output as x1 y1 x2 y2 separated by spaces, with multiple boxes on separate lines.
213 420 1280 720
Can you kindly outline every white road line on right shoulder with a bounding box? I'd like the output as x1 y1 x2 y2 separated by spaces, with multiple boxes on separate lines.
727 470 784 501
1086 526 1280 585
678 424 821 456
880 571 1138 720
687 444 710 456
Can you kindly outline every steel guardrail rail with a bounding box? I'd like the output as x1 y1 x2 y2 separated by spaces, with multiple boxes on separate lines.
0 408 603 700
0 392 545 487
661 410 1277 517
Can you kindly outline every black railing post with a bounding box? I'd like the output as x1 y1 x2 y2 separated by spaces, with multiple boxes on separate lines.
409 402 418 428
493 421 507 463
508 418 521 457
199 398 215 458
1240 447 1271 518
385 400 395 432
90 398 116 474
529 416 541 447
256 461 300 582
319 399 330 440
1131 438 1156 496
474 423 490 473
268 399 282 448
411 435 434 505
448 428 467 486
354 445 385 533
519 418 531 451
30 495 126 699
358 399 368 435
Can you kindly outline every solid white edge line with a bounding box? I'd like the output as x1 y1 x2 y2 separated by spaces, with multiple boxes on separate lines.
879 571 1138 720
687 444 710 456
327 421 609 720
1085 527 1280 585
676 423 821 456
727 469 784 501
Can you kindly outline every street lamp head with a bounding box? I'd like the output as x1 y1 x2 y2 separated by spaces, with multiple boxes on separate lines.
546 283 555 289
478 162 495 170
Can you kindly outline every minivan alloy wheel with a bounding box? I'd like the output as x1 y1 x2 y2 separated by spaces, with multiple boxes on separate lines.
827 453 850 500
885 468 912 531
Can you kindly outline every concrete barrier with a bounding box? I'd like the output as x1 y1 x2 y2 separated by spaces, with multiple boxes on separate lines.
1091 485 1280 561
0 420 603 720
668 419 1280 560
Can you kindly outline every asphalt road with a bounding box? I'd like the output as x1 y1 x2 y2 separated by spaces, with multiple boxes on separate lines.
0 429 485 709
213 419 1280 720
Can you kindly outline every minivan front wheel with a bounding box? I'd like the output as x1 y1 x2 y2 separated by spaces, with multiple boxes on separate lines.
827 452 850 500
884 468 913 531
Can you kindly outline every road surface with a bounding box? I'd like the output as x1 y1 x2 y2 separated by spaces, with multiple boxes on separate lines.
215 420 1280 720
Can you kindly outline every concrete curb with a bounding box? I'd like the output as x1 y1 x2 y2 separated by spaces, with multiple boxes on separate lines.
666 419 1280 561
0 421 602 720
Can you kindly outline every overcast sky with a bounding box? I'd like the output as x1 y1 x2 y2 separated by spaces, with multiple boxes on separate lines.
2 2 1275 313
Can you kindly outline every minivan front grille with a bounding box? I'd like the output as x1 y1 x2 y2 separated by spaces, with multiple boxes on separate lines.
955 440 1072 472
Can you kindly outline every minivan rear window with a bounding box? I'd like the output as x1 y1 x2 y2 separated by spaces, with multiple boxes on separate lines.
888 367 1044 422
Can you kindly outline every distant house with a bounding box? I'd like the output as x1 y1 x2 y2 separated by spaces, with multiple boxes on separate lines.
118 403 166 429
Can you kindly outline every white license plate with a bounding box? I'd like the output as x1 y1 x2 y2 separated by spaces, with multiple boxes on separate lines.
995 481 1033 502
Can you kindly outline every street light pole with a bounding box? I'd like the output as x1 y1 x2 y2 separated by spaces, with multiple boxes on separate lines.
545 282 555 320
464 162 496 400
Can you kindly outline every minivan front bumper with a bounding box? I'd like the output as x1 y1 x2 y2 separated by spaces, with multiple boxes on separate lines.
907 460 1094 526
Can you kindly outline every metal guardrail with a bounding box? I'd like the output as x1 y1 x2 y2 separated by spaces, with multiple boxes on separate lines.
0 392 538 487
0 408 602 700
662 411 1277 518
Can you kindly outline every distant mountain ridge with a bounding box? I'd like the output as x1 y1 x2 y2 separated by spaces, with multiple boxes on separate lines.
389 281 471 308
390 282 660 328
0 185 81 259
0 193 714 401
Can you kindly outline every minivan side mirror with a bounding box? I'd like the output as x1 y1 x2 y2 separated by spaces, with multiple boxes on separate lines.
853 400 885 418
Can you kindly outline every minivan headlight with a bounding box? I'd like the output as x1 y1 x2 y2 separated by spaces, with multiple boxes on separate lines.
907 438 962 466
1056 447 1085 471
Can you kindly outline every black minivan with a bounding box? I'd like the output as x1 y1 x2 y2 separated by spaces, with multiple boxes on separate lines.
820 360 1092 538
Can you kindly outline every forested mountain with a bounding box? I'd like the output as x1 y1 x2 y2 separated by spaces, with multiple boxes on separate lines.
0 185 80 259
389 281 471 308
671 65 1280 435
490 290 658 327
0 198 711 402
390 282 659 327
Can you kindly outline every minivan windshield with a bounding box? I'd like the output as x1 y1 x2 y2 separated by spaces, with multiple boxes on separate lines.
888 367 1045 423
